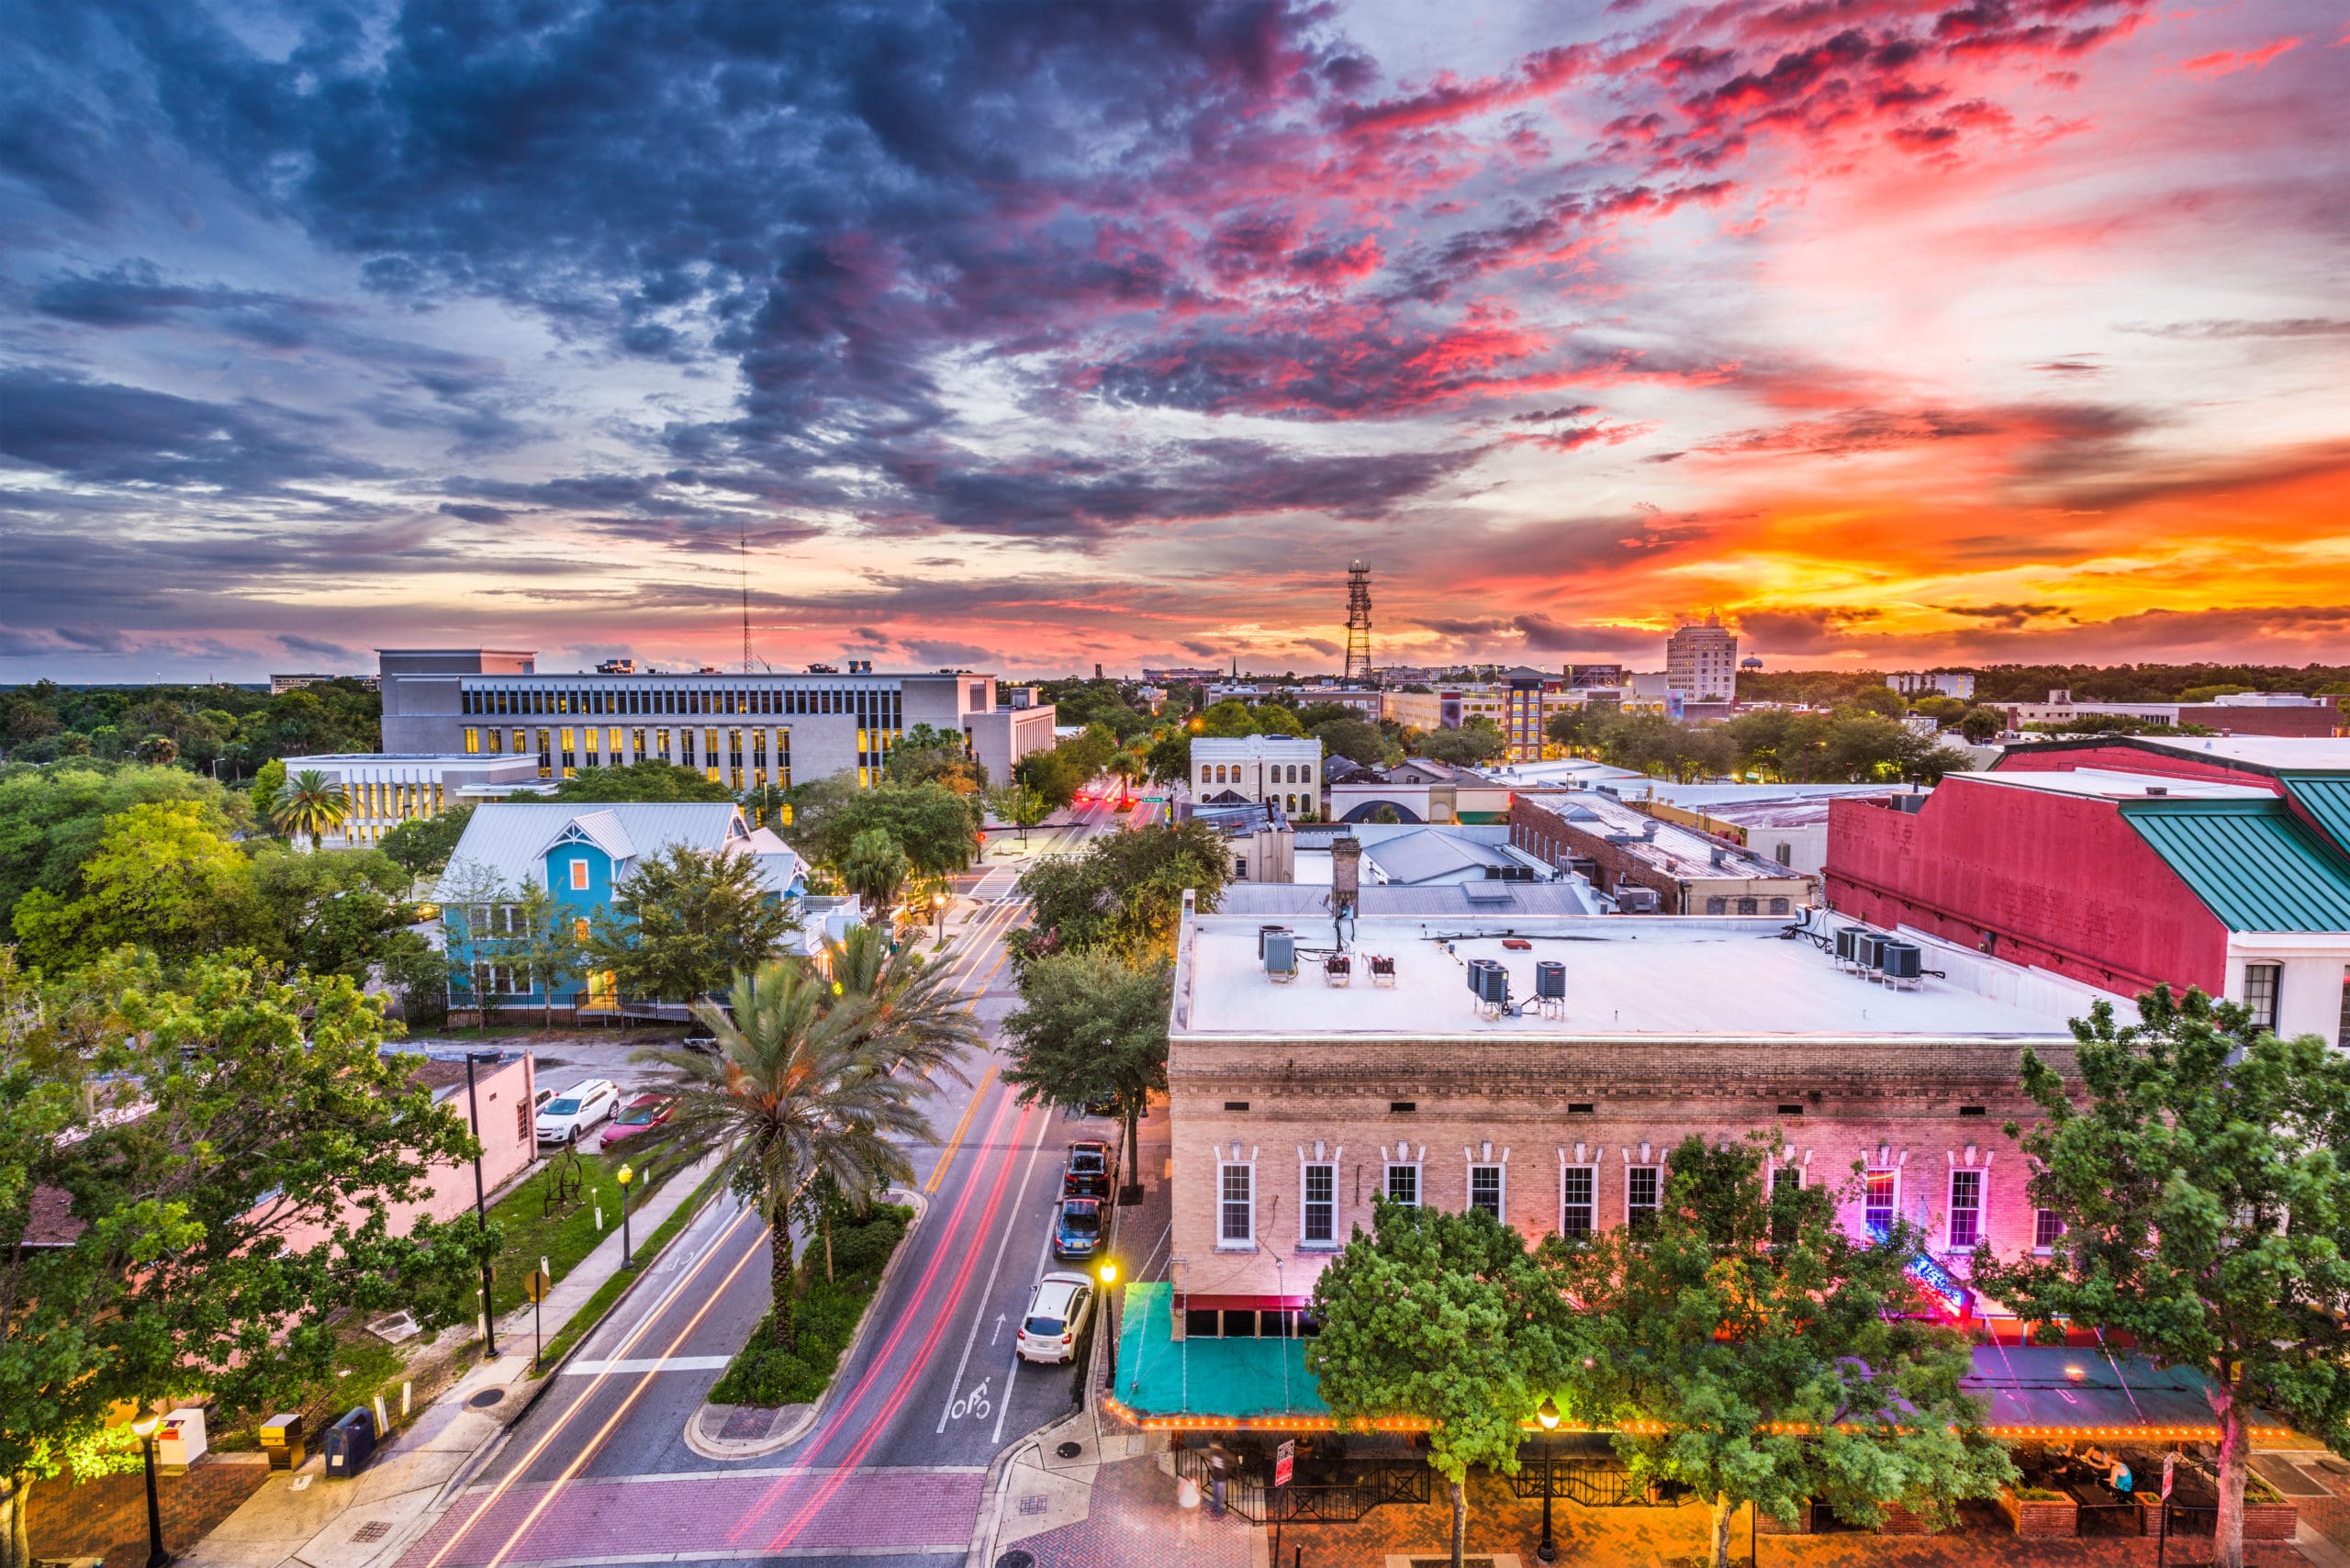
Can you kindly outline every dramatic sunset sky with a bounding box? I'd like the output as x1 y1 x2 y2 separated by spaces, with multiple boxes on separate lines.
3 0 2345 681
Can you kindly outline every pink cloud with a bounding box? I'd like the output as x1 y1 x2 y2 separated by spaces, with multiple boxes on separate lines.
2176 37 2302 77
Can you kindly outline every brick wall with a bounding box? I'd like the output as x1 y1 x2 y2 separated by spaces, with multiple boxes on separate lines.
1168 1031 2063 1309
1824 778 2229 996
29 1451 269 1568
1511 796 1686 910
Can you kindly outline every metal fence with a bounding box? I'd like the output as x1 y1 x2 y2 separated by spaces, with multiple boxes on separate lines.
1171 1448 1431 1525
1511 1455 1691 1508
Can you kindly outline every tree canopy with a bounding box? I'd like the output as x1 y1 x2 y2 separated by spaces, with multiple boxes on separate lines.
1001 949 1169 1181
0 761 252 930
788 778 982 879
1012 820 1226 966
587 844 799 1002
11 801 263 970
1972 986 2350 1568
552 757 738 802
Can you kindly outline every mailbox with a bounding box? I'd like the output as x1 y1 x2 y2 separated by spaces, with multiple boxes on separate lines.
321 1407 377 1478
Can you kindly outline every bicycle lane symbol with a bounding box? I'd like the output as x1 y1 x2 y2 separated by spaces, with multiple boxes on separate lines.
949 1377 992 1422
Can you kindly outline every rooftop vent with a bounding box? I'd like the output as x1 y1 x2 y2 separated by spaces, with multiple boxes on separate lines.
1567 1103 1595 1114
1390 1101 1416 1114
2146 785 2168 796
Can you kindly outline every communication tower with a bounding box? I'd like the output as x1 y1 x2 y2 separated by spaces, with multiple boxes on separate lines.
1343 559 1374 684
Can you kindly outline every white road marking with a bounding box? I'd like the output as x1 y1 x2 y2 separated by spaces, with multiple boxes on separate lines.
934 1134 1053 1433
991 1206 1060 1445
558 1355 733 1375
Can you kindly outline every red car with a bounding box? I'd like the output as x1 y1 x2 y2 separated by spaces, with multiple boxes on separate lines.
599 1094 675 1148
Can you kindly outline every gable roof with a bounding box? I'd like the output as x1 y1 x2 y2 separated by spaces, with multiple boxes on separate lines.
2119 799 2350 933
440 801 753 895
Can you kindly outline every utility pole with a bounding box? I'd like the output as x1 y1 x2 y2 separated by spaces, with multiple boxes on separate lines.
464 1051 499 1357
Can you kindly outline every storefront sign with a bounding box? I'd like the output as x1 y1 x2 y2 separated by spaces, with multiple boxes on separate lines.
1908 1252 1972 1317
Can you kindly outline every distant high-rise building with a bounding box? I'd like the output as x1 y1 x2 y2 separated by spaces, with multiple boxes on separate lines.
1665 618 1738 703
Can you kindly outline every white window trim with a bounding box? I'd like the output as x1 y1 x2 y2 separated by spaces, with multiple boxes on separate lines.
1383 1160 1422 1208
1558 1163 1597 1240
1216 1144 1258 1251
1945 1166 1986 1253
1298 1144 1341 1250
569 857 590 890
1465 1145 1507 1223
1625 1162 1662 1226
1863 1166 1901 1237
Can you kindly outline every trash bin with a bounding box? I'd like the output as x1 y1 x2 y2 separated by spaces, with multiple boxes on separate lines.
258 1414 306 1471
321 1407 376 1478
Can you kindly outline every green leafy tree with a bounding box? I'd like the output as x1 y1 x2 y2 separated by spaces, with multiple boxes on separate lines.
251 756 286 808
882 723 986 794
382 930 452 1030
1958 706 2006 744
10 801 263 969
1548 1136 2010 1567
790 779 982 879
509 878 589 1025
552 757 737 802
250 844 411 979
1849 684 1908 719
378 804 476 877
1002 950 1169 1182
988 781 1051 846
1313 717 1395 768
587 844 800 1002
1972 987 2350 1568
636 962 928 1349
1013 746 1085 812
840 828 910 919
1143 730 1192 786
1310 1204 1583 1568
0 761 252 928
1414 716 1507 767
1012 821 1227 966
270 767 352 849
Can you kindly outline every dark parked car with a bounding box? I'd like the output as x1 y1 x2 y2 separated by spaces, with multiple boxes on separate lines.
1053 1196 1103 1260
681 1026 719 1055
1061 1139 1114 1201
599 1093 675 1148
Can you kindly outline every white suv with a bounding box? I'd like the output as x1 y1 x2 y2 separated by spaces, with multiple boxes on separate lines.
535 1080 620 1145
1015 1271 1095 1364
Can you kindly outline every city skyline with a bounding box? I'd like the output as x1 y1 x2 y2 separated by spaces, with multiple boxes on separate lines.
3 1 2346 682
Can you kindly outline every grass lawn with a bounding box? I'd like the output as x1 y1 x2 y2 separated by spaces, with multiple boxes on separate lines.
484 1141 697 1316
708 1203 912 1407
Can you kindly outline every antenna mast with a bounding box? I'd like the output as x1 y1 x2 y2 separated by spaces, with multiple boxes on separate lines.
1343 559 1374 684
741 528 751 675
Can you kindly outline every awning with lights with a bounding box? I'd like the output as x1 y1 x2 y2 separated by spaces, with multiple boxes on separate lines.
1105 1282 2285 1442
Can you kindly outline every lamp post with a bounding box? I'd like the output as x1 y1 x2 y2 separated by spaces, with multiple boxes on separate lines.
463 1050 499 1357
1536 1394 1561 1564
132 1417 170 1568
617 1162 636 1268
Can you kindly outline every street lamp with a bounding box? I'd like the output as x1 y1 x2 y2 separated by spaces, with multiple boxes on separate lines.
617 1162 636 1268
463 1050 500 1357
132 1417 170 1568
1536 1394 1561 1564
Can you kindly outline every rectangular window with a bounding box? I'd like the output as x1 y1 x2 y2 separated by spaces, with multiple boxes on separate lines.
704 729 720 780
2244 962 2282 1031
1863 1170 1897 1238
536 728 553 779
559 728 577 778
1303 1163 1335 1245
569 858 589 891
1947 1169 1982 1249
2034 1207 2064 1251
464 727 480 755
573 915 590 942
679 729 695 767
516 1100 528 1141
2341 967 2350 1047
1218 1163 1253 1246
1627 1166 1661 1231
1560 1168 1595 1239
1385 1163 1419 1207
1470 1164 1503 1220
486 727 503 754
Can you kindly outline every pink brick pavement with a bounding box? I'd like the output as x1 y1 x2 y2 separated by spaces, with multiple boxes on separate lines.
398 1467 984 1564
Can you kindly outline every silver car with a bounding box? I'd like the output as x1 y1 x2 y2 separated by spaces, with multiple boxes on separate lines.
1014 1271 1095 1364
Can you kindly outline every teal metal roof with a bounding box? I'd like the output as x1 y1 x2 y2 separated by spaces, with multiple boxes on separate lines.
2121 799 2350 932
1112 1282 1326 1421
2281 774 2350 857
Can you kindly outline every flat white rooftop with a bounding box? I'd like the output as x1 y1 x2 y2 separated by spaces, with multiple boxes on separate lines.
1174 913 2128 1040
1957 767 2272 801
2132 735 2350 770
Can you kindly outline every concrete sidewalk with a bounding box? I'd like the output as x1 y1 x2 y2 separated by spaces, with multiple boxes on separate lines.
178 1149 723 1568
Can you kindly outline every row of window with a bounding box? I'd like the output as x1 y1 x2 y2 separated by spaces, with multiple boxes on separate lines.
464 726 800 789
1214 1159 2041 1254
1198 763 1315 785
343 779 446 821
462 685 904 723
1705 895 1793 914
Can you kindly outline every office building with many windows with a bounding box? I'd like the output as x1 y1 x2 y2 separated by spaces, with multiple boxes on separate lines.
377 649 1052 790
1664 617 1738 702
274 752 548 850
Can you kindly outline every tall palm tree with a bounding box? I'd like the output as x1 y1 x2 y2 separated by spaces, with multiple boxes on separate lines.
823 924 981 1089
271 768 351 850
841 827 909 919
636 961 927 1349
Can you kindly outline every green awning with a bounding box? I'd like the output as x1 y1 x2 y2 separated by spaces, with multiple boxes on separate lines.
1108 1282 1328 1426
2121 799 2350 932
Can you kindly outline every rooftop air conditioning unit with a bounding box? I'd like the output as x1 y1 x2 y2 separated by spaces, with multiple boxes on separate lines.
1877 940 1923 989
1535 961 1566 1000
1264 929 1297 982
1466 958 1508 1007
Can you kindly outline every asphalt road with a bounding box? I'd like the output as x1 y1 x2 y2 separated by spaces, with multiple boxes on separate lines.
402 792 1150 1568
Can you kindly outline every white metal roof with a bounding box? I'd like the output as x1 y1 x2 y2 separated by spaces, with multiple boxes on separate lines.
1956 768 2271 801
439 801 755 895
1176 912 2127 1039
2131 735 2350 771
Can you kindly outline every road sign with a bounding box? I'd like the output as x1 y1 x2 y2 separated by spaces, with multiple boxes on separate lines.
2162 1452 2176 1499
523 1268 553 1303
1274 1439 1294 1488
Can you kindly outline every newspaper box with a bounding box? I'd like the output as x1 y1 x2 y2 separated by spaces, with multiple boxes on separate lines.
155 1408 208 1473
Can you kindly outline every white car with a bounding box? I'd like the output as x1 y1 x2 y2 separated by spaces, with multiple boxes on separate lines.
1015 1271 1095 1365
535 1080 620 1145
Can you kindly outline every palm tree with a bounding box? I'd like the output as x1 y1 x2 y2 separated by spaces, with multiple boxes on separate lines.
822 924 981 1089
1106 749 1144 801
271 767 351 850
841 827 909 919
636 962 927 1349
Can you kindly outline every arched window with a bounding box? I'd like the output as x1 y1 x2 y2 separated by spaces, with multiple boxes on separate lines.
1705 896 1729 914
1769 897 1791 915
1218 766 1229 783
1736 897 1759 915
1286 793 1297 812
1288 764 1300 782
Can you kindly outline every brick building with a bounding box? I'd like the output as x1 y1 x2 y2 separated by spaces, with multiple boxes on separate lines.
1509 788 1814 913
1154 899 2123 1366
1825 736 2350 1037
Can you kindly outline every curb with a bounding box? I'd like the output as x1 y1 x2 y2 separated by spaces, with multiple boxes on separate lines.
429 1155 733 1506
681 1184 931 1462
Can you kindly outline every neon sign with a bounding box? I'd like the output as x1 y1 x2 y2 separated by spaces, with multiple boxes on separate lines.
1908 1252 1972 1317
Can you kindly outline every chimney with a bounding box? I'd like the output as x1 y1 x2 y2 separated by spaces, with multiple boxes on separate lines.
1333 836 1363 901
